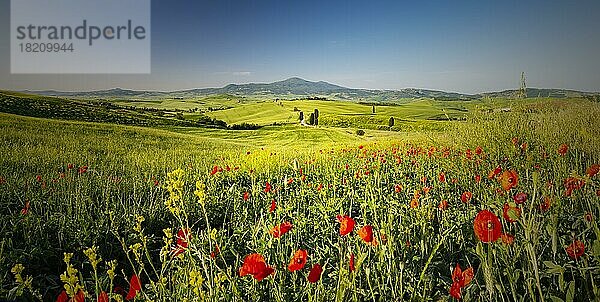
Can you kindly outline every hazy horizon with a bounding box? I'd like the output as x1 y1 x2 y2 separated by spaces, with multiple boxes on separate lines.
1 0 599 94
14 76 600 95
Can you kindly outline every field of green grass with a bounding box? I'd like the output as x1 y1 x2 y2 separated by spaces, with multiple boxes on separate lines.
204 98 469 127
1 94 599 301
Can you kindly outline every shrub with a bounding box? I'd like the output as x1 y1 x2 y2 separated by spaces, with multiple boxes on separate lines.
229 123 261 130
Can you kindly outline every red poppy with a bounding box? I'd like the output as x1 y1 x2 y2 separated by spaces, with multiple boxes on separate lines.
349 253 355 272
539 196 552 212
451 263 474 288
438 200 449 210
449 281 462 300
317 183 323 191
288 249 308 272
210 165 218 175
287 178 294 185
269 221 293 238
20 201 30 215
597 189 600 197
78 166 88 174
502 203 521 223
210 244 220 259
172 228 191 256
564 177 585 196
498 170 518 191
336 215 355 236
98 291 109 302
62 290 83 302
449 263 474 300
357 225 378 246
67 163 74 170
410 198 419 208
566 240 585 260
423 186 432 195
461 192 473 203
513 192 527 204
239 253 275 281
264 182 271 193
357 225 373 242
587 164 600 177
511 137 519 146
558 144 569 156
126 274 141 300
307 263 323 283
501 233 515 245
56 291 68 302
394 184 402 193
475 146 483 155
473 210 502 243
178 228 191 247
520 142 528 152
269 199 276 213
465 149 473 160
475 174 481 183
243 191 250 201
488 166 502 179
438 172 446 183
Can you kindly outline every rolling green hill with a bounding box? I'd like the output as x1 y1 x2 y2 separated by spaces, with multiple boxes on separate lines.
205 99 468 132
0 91 227 128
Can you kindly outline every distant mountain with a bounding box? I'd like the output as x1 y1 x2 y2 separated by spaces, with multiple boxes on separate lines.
220 77 347 95
23 78 598 101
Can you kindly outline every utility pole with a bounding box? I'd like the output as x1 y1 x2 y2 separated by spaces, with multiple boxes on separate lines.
518 72 527 99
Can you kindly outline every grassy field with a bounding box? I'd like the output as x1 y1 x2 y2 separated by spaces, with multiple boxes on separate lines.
204 99 469 127
1 94 599 301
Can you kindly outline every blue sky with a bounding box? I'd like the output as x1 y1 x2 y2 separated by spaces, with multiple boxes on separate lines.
1 0 599 93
